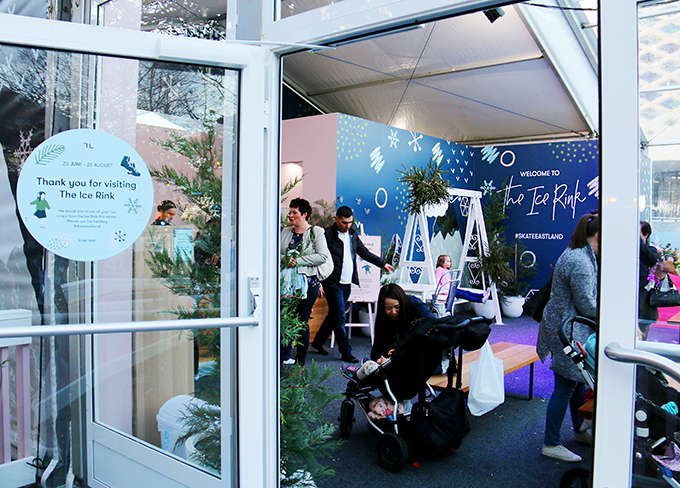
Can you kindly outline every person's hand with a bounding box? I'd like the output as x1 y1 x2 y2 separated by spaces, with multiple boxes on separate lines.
376 356 388 365
287 258 297 268
383 263 395 273
318 285 325 298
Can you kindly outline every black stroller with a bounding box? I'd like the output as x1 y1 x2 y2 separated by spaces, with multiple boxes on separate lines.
338 315 492 472
559 316 680 488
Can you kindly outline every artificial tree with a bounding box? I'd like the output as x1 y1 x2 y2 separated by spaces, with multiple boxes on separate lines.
146 129 342 483
477 186 514 301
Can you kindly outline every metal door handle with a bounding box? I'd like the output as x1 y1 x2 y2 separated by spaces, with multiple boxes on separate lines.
605 342 680 384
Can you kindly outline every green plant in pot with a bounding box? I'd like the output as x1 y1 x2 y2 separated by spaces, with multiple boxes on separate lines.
475 187 514 318
500 241 537 318
398 157 451 215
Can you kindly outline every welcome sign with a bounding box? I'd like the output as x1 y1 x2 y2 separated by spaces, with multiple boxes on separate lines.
17 128 154 261
475 141 599 287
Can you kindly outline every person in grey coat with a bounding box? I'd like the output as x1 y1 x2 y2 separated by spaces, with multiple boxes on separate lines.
537 211 599 463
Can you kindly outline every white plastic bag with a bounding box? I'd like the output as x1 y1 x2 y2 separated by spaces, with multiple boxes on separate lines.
467 340 504 416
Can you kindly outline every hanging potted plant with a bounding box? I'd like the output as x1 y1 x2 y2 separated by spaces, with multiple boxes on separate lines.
398 157 451 215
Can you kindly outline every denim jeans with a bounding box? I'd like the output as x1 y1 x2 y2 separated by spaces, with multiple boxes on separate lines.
281 281 319 366
544 372 586 446
312 282 352 356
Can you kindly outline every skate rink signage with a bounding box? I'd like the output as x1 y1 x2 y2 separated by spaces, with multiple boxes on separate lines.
17 128 154 261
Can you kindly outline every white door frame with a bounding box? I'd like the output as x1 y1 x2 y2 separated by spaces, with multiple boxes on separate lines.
261 0 643 485
0 13 279 488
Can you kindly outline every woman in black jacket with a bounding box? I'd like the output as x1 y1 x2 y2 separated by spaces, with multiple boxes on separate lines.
639 220 660 340
371 283 434 363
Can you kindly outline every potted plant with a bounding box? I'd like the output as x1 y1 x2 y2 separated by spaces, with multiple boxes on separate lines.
500 241 537 318
398 157 451 215
474 187 514 319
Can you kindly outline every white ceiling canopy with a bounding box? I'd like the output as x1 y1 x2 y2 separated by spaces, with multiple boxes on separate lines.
282 1 599 145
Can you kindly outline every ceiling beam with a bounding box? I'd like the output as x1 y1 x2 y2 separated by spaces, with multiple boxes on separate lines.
307 53 543 97
517 2 599 136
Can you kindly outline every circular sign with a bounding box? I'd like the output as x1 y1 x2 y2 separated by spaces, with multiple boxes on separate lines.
17 129 154 261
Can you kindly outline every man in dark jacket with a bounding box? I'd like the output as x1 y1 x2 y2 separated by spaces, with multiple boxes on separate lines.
311 206 394 362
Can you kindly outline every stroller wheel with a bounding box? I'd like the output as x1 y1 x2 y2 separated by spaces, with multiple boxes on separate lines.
339 400 355 439
559 468 591 488
376 432 409 472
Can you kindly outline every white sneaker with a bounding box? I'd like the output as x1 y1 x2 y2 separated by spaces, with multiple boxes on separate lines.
283 358 295 365
574 430 593 445
542 444 582 462
579 419 593 433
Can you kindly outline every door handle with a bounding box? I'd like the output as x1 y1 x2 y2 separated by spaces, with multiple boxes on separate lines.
605 342 680 384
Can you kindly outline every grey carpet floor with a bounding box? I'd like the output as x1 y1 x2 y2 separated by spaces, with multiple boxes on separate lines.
307 313 595 488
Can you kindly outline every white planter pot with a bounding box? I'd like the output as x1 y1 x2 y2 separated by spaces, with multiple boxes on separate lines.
472 299 496 320
502 296 525 318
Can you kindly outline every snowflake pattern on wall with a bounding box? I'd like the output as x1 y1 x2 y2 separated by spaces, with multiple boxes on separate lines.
388 129 399 148
480 180 496 196
408 131 422 152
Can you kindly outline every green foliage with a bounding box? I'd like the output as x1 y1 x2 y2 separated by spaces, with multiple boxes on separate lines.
176 401 221 472
398 158 451 215
502 241 537 298
280 362 343 484
146 116 224 473
308 199 335 229
280 297 306 348
478 182 536 300
478 187 514 300
148 117 340 483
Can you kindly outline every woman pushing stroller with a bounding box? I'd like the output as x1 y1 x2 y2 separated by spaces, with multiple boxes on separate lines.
537 211 599 463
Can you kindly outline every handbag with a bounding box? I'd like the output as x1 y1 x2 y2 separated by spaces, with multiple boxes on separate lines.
649 276 680 308
413 388 470 451
522 272 552 322
467 340 505 416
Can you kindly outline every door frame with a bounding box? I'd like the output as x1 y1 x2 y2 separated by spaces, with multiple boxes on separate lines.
0 13 279 488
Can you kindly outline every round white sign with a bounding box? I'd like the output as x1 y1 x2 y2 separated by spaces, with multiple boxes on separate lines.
17 129 154 261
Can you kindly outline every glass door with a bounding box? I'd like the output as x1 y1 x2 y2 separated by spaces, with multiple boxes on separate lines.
0 13 276 488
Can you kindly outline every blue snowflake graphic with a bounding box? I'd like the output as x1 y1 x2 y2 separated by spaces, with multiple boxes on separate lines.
388 129 399 148
114 231 126 243
124 197 142 214
481 180 496 196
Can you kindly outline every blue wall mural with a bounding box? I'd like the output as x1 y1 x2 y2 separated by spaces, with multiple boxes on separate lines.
335 114 476 278
474 141 600 288
334 113 600 291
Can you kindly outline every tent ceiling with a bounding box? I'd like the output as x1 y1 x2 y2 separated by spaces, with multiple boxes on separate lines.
283 3 598 145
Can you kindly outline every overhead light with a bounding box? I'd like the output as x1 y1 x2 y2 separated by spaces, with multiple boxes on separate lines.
483 8 505 23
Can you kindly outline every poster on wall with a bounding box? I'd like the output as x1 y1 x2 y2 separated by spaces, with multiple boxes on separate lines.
16 128 154 261
474 141 599 288
349 235 381 303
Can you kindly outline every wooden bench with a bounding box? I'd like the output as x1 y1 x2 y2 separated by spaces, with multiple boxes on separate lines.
428 342 540 400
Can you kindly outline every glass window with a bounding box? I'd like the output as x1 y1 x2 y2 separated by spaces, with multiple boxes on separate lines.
0 41 238 482
4 0 228 38
639 3 680 225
